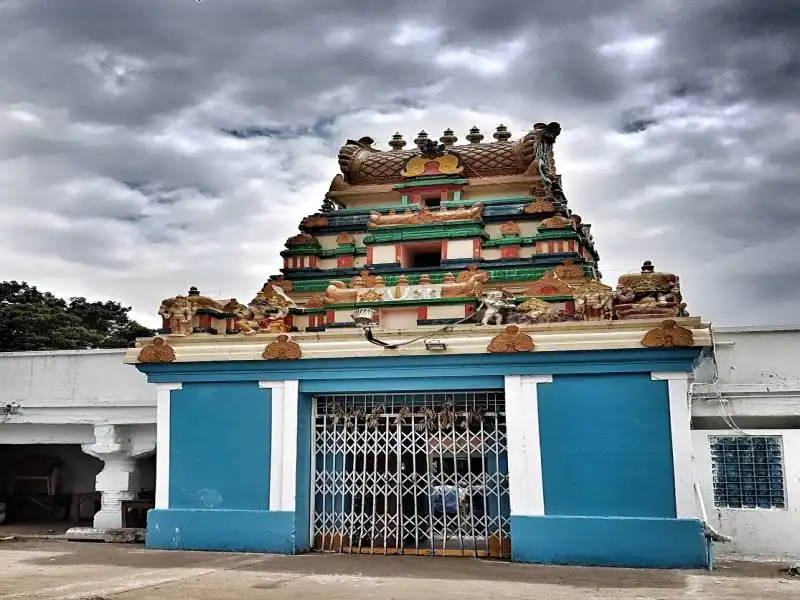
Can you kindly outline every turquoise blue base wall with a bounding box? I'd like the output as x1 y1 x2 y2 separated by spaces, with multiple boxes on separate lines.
146 509 295 553
538 373 676 518
510 516 710 569
140 348 708 567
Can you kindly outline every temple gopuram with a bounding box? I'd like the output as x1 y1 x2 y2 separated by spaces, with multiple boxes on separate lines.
126 123 714 570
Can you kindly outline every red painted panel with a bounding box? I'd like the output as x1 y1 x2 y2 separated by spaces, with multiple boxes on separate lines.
441 240 448 260
472 239 482 258
326 311 335 324
565 301 576 314
465 304 475 317
337 255 354 268
417 305 428 320
366 246 373 265
501 246 520 259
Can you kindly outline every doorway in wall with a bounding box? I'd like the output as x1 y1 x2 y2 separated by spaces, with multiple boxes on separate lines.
311 391 510 557
401 242 443 269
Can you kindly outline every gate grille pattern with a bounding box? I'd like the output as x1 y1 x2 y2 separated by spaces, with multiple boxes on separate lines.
312 392 510 557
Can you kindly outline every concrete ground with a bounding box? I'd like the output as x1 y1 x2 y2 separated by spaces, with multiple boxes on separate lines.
0 539 797 600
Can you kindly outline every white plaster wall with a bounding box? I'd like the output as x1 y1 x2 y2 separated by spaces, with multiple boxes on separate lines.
446 239 473 259
518 221 539 237
318 258 338 270
0 424 94 444
316 235 338 250
371 245 396 264
709 327 800 386
693 429 800 561
426 304 463 320
381 309 417 330
484 224 503 239
485 222 537 238
481 248 501 260
0 350 156 425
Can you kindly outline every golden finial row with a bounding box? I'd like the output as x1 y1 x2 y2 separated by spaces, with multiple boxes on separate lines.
388 125 513 150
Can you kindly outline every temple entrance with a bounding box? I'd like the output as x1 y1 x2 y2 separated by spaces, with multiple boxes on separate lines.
312 391 510 558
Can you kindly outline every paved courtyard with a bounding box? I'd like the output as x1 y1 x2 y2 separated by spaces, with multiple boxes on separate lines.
0 539 797 600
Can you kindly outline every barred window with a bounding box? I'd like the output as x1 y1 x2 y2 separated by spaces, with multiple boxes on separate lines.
710 436 786 509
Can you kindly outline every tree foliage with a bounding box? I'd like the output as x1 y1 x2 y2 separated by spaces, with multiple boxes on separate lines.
0 281 154 351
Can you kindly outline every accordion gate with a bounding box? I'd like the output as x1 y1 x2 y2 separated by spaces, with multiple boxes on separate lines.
312 392 511 557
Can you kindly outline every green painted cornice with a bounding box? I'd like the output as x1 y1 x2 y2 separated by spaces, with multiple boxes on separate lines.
392 178 468 189
363 222 488 244
290 266 554 293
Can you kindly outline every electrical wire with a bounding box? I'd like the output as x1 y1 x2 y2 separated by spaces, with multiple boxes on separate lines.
362 310 480 350
707 325 751 436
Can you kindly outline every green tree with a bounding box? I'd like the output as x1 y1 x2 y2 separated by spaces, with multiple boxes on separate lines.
0 281 154 351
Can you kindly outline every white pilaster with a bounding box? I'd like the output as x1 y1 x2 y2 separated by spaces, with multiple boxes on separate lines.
155 383 181 509
652 371 695 519
505 374 553 517
82 424 155 528
260 380 299 511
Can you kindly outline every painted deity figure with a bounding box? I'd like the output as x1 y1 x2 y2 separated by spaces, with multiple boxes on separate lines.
573 282 614 321
480 290 515 326
158 296 195 336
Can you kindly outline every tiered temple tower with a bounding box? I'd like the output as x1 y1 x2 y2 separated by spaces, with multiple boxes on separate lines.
127 122 713 571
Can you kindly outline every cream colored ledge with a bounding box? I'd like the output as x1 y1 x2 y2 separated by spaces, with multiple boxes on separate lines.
124 318 710 364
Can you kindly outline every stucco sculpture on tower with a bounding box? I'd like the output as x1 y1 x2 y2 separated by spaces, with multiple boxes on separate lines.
147 123 693 341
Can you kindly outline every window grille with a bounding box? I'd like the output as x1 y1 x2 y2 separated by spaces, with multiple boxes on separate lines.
710 435 786 509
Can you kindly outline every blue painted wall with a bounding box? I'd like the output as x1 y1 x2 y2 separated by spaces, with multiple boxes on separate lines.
169 381 271 510
294 393 313 552
138 348 702 385
142 347 707 565
510 516 709 569
538 373 676 518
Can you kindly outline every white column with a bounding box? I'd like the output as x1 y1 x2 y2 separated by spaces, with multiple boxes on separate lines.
259 380 299 511
155 383 181 509
82 424 155 529
652 371 695 519
505 375 552 517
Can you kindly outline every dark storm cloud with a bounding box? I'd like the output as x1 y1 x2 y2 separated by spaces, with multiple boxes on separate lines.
0 0 798 327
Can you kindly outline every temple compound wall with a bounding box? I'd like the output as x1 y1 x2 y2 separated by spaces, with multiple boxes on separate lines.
0 350 156 528
4 327 800 561
691 326 800 561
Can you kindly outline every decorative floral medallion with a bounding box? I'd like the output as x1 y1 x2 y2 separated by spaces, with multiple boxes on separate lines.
137 337 176 363
262 335 302 360
500 221 521 237
487 325 535 353
523 198 555 213
539 214 573 230
641 320 694 348
336 231 355 245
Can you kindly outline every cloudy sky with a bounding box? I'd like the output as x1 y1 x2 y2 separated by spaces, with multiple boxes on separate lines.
0 0 797 328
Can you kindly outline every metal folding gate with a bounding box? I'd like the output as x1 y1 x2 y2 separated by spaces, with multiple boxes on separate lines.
312 391 510 557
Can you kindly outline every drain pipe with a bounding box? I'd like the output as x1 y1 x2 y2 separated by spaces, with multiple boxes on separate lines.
694 482 733 543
